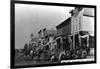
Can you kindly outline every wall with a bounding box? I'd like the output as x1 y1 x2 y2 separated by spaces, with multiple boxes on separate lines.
71 8 83 35
82 16 94 36
57 18 71 36
57 28 63 36
63 22 71 35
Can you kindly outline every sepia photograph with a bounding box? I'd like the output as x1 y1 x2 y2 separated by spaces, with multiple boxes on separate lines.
11 0 96 68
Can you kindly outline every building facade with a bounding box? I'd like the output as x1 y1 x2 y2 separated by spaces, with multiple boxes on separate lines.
56 17 71 51
70 7 94 35
56 7 94 50
70 7 94 49
56 17 71 37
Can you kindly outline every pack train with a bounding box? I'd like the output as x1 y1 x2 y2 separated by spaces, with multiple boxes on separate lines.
23 30 90 62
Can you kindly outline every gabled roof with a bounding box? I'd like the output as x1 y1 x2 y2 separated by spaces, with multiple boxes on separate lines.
56 17 71 29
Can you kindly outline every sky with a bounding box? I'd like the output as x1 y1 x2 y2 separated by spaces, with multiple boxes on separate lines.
15 4 74 49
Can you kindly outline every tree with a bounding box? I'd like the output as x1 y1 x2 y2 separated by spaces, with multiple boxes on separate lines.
24 43 28 52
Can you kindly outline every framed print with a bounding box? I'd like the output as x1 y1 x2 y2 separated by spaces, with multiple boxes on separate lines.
10 0 96 68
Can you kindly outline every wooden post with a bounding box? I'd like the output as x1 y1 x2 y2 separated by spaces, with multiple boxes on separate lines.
73 34 75 50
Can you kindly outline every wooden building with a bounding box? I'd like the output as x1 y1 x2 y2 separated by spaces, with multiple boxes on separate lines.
56 17 71 37
56 7 94 50
70 7 94 49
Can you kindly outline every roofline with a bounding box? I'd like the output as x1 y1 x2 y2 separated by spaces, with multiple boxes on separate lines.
56 17 71 29
83 14 94 17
